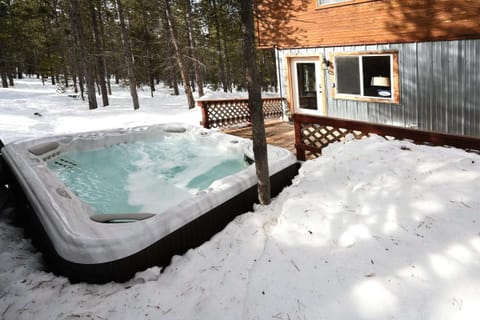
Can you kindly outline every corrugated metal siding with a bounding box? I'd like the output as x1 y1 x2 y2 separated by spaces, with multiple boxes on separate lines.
417 42 433 131
277 39 480 137
464 40 480 136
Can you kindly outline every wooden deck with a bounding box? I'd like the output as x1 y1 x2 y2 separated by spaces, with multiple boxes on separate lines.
223 115 480 162
223 120 295 154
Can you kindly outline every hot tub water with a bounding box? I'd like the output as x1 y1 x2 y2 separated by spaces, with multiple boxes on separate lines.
47 135 249 214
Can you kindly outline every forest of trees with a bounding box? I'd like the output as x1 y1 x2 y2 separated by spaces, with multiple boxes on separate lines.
0 0 278 109
0 0 274 203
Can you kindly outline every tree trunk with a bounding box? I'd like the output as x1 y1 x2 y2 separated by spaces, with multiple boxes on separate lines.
211 0 228 92
70 0 98 109
185 0 204 97
0 46 6 87
100 0 112 95
171 70 179 96
221 25 231 92
163 0 195 109
73 73 78 94
149 67 155 97
63 67 69 87
7 72 14 86
239 0 271 205
79 76 85 100
115 0 139 110
142 12 155 97
1 71 8 88
89 0 109 106
107 74 112 95
147 59 155 98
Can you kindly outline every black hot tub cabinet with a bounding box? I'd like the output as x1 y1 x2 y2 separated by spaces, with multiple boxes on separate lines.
0 123 299 283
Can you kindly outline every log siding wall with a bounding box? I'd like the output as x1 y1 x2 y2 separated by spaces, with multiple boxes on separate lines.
257 0 480 49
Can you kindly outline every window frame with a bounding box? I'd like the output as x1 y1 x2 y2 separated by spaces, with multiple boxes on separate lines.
285 54 328 116
316 0 381 10
329 51 400 104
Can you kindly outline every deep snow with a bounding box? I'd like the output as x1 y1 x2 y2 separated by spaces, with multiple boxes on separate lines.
1 79 479 320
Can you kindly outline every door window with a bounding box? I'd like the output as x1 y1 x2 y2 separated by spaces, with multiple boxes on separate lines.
290 57 324 115
296 63 318 110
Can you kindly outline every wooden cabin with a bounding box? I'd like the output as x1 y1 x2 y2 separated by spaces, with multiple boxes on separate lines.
256 0 480 136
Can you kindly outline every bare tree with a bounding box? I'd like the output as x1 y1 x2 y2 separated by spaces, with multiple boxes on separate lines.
99 0 112 95
185 0 204 97
88 1 109 106
210 0 229 92
115 0 140 110
70 0 98 110
239 0 271 205
163 0 195 109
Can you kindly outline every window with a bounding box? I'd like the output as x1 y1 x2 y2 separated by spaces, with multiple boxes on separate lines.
317 0 381 9
330 52 399 103
296 62 318 110
317 0 349 5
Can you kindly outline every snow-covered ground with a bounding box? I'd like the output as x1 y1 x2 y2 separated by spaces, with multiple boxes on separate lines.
0 79 201 144
1 79 480 320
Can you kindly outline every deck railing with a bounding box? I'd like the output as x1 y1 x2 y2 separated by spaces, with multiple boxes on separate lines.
197 97 285 129
294 113 480 161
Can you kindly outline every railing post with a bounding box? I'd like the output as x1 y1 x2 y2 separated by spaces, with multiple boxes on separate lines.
197 101 210 129
293 117 306 161
281 98 288 120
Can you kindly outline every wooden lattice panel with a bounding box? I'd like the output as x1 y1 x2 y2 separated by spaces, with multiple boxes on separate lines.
305 150 321 160
300 123 369 154
293 114 480 161
200 98 285 129
262 98 284 119
206 101 250 128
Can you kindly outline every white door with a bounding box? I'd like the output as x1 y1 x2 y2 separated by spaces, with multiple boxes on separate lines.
291 58 324 115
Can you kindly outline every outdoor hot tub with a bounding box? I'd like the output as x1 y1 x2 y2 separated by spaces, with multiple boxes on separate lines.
0 123 299 283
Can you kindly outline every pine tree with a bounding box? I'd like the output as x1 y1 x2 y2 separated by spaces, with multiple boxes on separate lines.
70 0 98 110
162 0 195 109
239 0 271 205
185 0 204 97
0 0 278 99
115 0 140 110
88 0 109 106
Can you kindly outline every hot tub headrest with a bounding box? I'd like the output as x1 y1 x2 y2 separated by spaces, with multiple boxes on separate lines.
163 126 187 133
90 213 155 223
28 142 60 156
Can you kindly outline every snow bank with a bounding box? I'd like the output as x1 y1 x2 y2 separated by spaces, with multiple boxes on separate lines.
0 79 201 144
